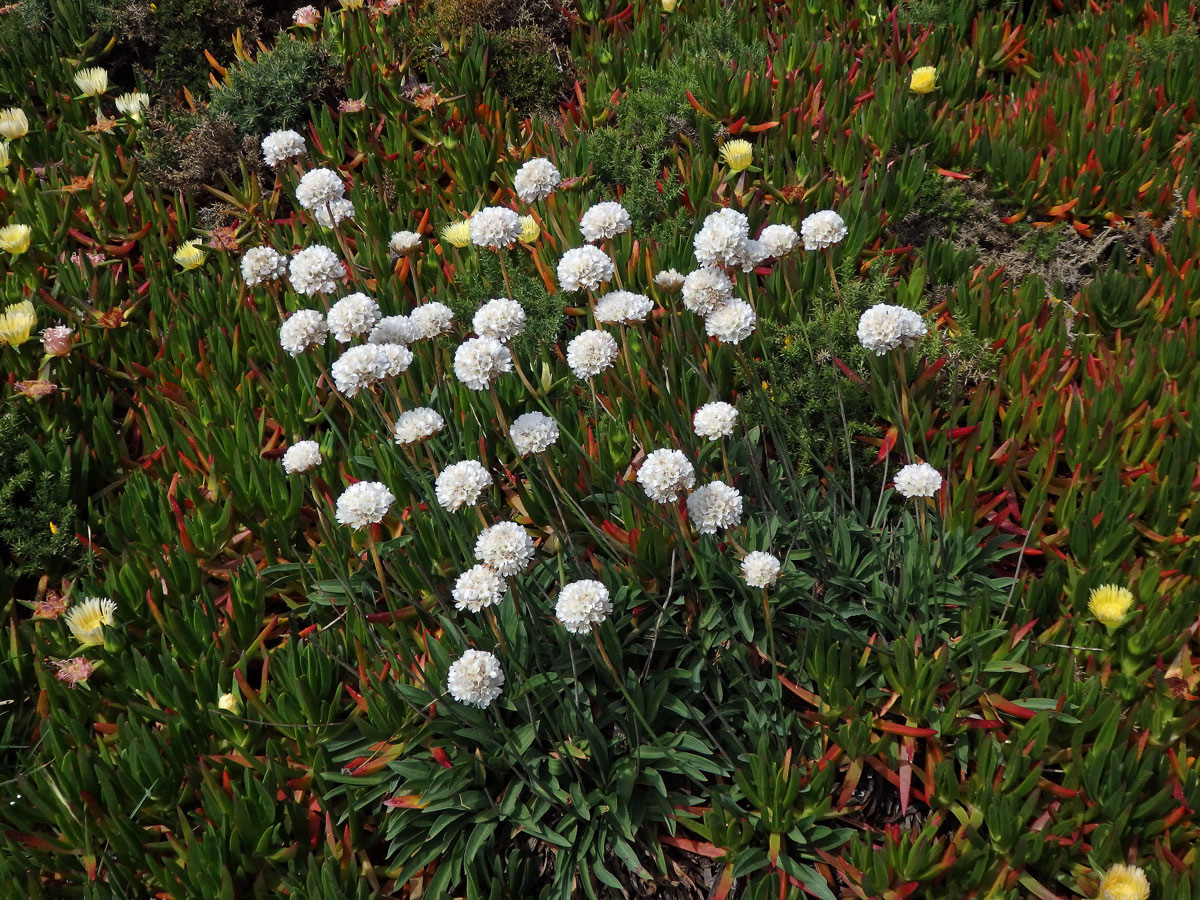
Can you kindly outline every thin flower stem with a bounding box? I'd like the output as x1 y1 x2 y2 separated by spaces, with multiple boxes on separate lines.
498 249 513 299
367 530 391 607
489 384 510 435
825 250 845 309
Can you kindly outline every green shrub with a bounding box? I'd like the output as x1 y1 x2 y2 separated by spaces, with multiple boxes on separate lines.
208 37 335 136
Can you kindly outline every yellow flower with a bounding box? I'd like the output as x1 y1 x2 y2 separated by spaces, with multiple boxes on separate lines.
218 692 243 714
1088 584 1134 627
0 300 37 346
0 142 8 170
115 92 150 122
910 66 937 94
440 220 472 248
0 108 28 140
720 138 754 172
74 66 109 97
1097 864 1150 900
0 223 31 254
662 0 677 11
174 239 207 270
339 0 364 8
65 596 117 646
49 521 59 534
518 215 540 243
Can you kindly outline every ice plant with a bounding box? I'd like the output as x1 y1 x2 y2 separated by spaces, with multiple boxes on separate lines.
518 215 540 243
447 649 504 709
440 220 472 247
857 304 927 354
741 552 782 588
114 92 149 121
52 657 95 688
281 441 322 474
513 157 561 203
174 240 206 270
1089 584 1135 627
41 325 73 356
0 300 37 346
0 142 8 170
73 66 108 97
435 461 493 512
335 482 394 528
218 693 242 714
292 5 321 26
555 580 613 633
0 223 32 254
637 449 696 502
720 138 754 171
65 597 116 646
910 66 937 94
0 108 28 139
894 463 942 498
1096 864 1150 900
261 129 305 166
474 521 535 575
15 380 56 399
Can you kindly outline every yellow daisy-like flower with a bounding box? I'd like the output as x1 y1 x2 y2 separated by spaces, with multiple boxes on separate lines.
1088 583 1134 627
74 66 109 97
114 92 150 122
720 138 754 172
1098 863 1150 900
440 220 472 248
518 215 540 243
65 596 117 646
910 66 937 94
0 223 31 254
174 239 207 270
0 300 37 347
0 108 28 140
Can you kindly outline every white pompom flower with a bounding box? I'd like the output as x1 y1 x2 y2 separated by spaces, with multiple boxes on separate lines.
474 521 535 576
393 407 445 445
473 298 526 343
469 206 522 249
705 299 756 344
261 129 305 166
694 207 751 268
856 304 927 355
566 329 619 379
682 268 734 315
369 315 417 345
636 449 695 503
741 551 782 588
579 201 632 243
453 565 506 613
686 480 743 534
555 580 613 634
510 411 559 456
281 440 322 474
313 197 355 228
557 245 613 292
800 209 848 251
654 269 685 292
410 301 455 339
326 293 381 343
894 463 942 499
453 337 512 390
278 309 329 356
594 291 653 324
296 167 347 211
335 481 394 528
331 345 386 396
514 157 561 203
289 245 344 296
447 649 505 709
693 401 738 440
375 343 414 377
435 460 493 512
759 224 799 258
389 230 422 257
241 246 288 286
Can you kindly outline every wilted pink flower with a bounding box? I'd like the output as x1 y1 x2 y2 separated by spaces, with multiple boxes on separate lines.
293 4 321 25
52 657 95 687
33 591 68 619
42 325 74 356
338 98 366 114
15 380 57 399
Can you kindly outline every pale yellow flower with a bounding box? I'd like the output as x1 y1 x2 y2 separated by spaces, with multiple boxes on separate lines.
74 66 109 97
0 223 30 254
1098 863 1150 900
440 220 472 248
0 142 9 170
518 215 540 243
1088 584 1134 627
114 92 149 121
0 108 28 140
910 66 937 94
65 596 117 646
218 692 242 714
339 0 364 8
720 138 753 172
174 239 207 270
0 300 37 346
662 0 677 11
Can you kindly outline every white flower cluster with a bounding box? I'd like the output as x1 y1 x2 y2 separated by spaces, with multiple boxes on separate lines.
327 293 381 343
694 208 766 271
475 521 534 575
693 401 738 440
281 440 321 474
261 129 305 166
856 304 927 355
514 157 561 203
369 315 417 345
241 246 287 286
473 298 526 343
759 224 798 257
314 198 355 228
447 649 505 709
296 168 347 212
279 309 328 356
470 206 522 249
894 463 942 498
682 268 733 315
637 449 695 503
454 337 512 390
594 291 653 324
800 209 847 251
705 299 756 344
654 269 685 292
331 345 385 396
566 329 618 379
741 551 782 588
557 245 613 292
580 201 631 243
686 481 743 534
335 481 394 529
393 407 444 445
555 580 612 633
436 460 492 512
410 301 454 339
453 564 506 612
289 245 344 295
510 411 559 456
389 230 421 256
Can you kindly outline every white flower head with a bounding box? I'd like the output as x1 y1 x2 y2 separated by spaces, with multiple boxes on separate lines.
894 463 942 499
800 209 847 251
473 298 526 343
453 337 512 390
335 481 394 528
514 157 561 203
282 440 322 474
566 329 619 379
856 304 927 355
759 224 799 258
474 521 534 576
731 238 769 272
557 245 613 292
241 246 288 286
741 551 782 588
682 268 734 315
693 401 738 440
469 206 522 250
654 268 685 292
314 197 355 228
393 407 445 445
278 309 328 356
686 480 743 534
453 564 506 613
556 580 612 634
447 649 505 708
510 411 559 456
375 342 413 377
114 91 149 120
326 293 381 342
580 201 632 243
331 345 385 396
262 129 305 166
369 315 417 346
594 290 653 324
435 460 492 512
705 299 756 344
389 230 421 256
410 301 454 339
694 207 751 268
65 597 117 646
289 245 344 295
296 167 346 211
637 449 695 503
